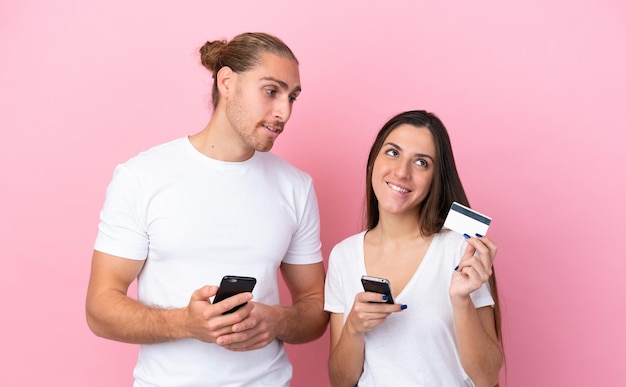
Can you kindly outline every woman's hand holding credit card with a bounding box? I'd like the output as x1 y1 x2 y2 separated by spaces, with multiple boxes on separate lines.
444 202 498 293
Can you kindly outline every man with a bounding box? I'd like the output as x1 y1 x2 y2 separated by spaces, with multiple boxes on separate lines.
86 32 328 386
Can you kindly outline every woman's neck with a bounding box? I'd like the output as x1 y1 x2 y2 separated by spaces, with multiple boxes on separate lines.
370 213 425 243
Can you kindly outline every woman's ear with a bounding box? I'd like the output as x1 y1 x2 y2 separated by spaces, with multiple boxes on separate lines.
216 66 234 98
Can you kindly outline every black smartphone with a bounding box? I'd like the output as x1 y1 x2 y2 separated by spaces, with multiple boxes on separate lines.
213 275 257 314
361 275 395 304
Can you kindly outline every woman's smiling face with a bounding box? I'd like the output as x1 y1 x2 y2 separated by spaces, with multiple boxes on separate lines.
371 124 436 218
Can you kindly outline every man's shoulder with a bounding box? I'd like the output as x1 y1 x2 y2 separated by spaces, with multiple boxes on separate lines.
256 152 313 181
122 137 187 168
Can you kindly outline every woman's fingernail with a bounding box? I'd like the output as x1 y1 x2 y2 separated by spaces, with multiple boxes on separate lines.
382 295 388 301
463 233 471 239
475 233 483 238
400 304 408 310
454 265 459 271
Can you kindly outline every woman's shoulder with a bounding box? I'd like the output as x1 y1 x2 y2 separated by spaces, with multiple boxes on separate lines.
329 231 366 258
327 231 366 274
437 228 465 243
334 230 366 248
432 229 468 252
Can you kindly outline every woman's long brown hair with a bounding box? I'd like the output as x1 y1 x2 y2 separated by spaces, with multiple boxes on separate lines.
363 110 503 346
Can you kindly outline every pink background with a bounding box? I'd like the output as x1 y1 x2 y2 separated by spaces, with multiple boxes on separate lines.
1 1 625 386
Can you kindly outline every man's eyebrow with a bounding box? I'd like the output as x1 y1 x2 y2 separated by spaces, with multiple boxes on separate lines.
261 77 302 93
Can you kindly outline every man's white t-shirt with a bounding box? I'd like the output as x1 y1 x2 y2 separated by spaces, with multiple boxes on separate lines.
95 137 322 387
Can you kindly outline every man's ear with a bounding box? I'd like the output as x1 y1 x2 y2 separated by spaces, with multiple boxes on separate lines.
216 66 235 98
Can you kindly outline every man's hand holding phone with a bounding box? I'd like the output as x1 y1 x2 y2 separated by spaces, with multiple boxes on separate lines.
183 274 304 352
213 275 257 314
180 276 255 346
210 275 284 352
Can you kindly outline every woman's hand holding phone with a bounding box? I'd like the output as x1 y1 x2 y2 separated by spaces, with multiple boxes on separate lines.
361 275 396 304
343 276 406 335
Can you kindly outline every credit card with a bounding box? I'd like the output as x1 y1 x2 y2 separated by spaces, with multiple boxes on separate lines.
443 202 491 237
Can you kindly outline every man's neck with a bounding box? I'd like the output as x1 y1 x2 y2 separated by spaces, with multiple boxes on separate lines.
188 117 254 162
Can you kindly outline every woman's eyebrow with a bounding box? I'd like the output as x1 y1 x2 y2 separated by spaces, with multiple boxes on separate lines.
384 142 434 160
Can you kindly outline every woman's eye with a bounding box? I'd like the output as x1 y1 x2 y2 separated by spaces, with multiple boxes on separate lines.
385 149 398 157
415 159 428 167
288 95 297 103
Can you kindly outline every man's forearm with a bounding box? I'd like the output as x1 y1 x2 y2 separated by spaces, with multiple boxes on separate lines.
87 290 187 344
275 295 329 344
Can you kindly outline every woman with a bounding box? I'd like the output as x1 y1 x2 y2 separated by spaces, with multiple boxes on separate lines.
324 110 503 386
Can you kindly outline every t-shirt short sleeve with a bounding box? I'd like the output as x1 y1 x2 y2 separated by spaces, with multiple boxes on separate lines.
324 242 348 314
94 164 149 260
280 180 323 265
